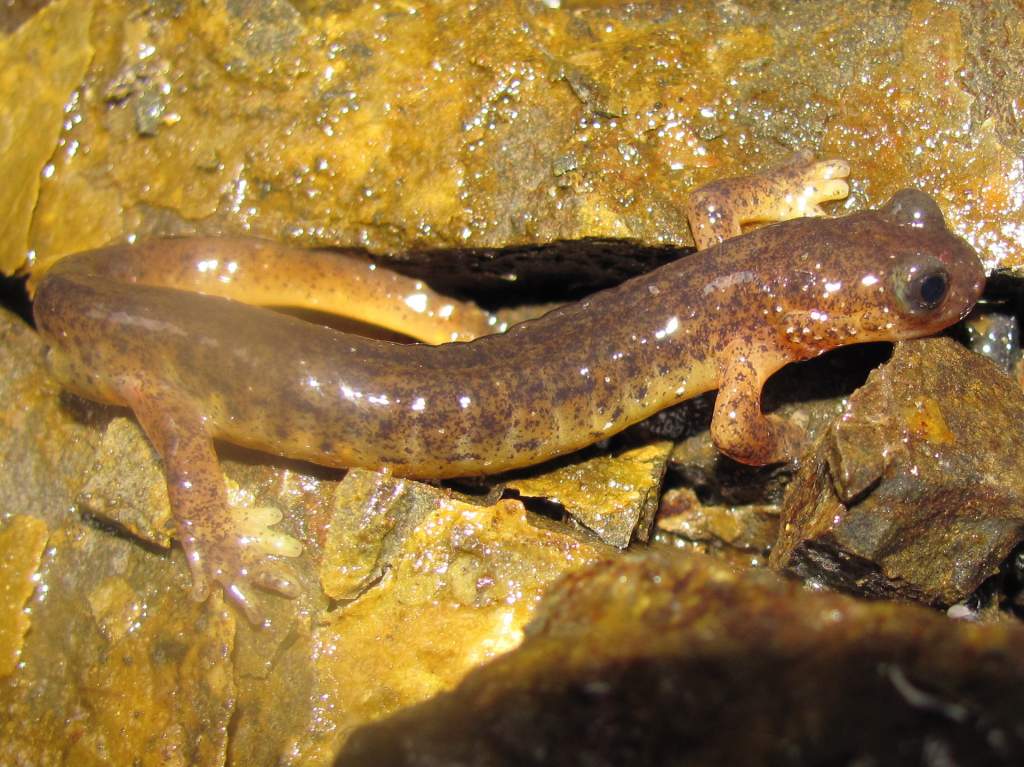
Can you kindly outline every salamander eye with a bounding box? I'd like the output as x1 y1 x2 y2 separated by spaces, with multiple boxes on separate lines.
895 263 950 313
881 190 946 230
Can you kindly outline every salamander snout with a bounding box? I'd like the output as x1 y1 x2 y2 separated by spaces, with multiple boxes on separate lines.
941 234 987 321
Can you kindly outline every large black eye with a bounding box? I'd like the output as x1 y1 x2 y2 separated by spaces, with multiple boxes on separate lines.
897 265 950 313
918 271 948 306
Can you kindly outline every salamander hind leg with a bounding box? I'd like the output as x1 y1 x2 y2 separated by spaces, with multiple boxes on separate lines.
686 150 851 249
125 381 302 625
710 342 805 466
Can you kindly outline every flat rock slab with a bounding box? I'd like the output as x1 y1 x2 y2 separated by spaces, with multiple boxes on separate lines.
11 0 1022 293
338 550 1024 767
506 441 673 547
771 337 1024 605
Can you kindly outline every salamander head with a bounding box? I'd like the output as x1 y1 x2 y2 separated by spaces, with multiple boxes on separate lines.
770 189 986 357
876 189 985 329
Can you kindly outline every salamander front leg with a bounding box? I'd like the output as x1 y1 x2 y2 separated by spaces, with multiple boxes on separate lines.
710 344 804 466
125 383 302 624
686 150 851 249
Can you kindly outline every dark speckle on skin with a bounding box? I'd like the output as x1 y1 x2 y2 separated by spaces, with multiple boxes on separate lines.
513 439 542 454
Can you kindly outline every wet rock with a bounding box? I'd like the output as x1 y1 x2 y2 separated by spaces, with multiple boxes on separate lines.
0 0 53 35
505 441 673 547
962 304 1020 373
294 473 609 761
822 1 1022 275
337 550 1024 767
319 468 446 601
14 0 1020 293
0 515 48 675
771 338 1024 605
0 517 237 765
0 0 92 273
959 1 1024 157
657 486 778 555
76 416 177 548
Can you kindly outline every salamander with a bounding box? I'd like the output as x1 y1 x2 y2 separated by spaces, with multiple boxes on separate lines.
32 153 986 622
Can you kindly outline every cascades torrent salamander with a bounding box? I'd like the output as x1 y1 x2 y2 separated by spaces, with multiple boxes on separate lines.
33 154 986 622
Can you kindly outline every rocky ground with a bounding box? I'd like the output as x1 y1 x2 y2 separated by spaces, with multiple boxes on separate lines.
1 1 1023 765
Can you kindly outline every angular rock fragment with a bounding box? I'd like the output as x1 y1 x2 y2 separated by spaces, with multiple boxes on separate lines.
76 416 176 547
506 441 673 548
337 550 1024 767
771 338 1024 605
657 486 778 554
